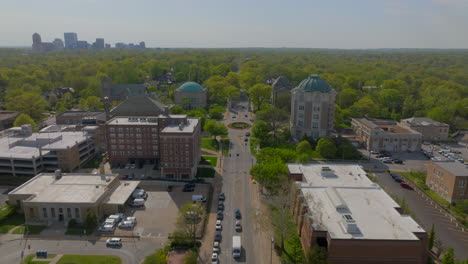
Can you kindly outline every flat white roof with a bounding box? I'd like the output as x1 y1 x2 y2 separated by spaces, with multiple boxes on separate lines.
9 173 120 204
161 118 199 133
0 131 90 159
289 163 425 240
104 181 140 205
107 116 159 126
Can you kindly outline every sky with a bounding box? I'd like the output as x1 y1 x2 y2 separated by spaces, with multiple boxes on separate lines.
1 0 468 49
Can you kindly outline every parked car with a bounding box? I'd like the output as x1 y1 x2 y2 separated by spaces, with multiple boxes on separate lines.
400 182 414 190
244 137 248 142
235 220 242 232
125 216 137 223
130 198 145 207
219 193 225 201
214 231 222 242
218 203 224 211
166 185 173 192
394 176 404 183
370 150 380 155
217 211 224 220
118 220 135 228
211 253 219 264
132 189 147 199
99 224 115 232
183 185 195 192
215 220 222 231
235 209 241 219
393 159 403 164
192 195 206 202
383 159 393 164
104 218 117 226
106 237 122 247
245 132 250 137
130 164 136 169
375 154 385 158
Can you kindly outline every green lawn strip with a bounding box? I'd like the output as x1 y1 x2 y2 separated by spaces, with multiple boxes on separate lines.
65 227 94 236
56 255 121 264
196 167 215 178
201 156 218 167
201 138 218 152
12 225 47 234
21 254 57 264
0 206 25 233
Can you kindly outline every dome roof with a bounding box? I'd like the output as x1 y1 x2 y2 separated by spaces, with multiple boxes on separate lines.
295 75 331 93
176 82 205 92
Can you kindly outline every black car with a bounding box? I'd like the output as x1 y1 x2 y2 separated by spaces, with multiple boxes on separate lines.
218 204 224 211
394 176 404 183
235 209 241 219
219 193 225 201
185 183 195 188
245 132 250 137
375 154 385 158
166 185 173 192
217 211 224 220
182 186 194 192
214 231 222 242
393 159 403 164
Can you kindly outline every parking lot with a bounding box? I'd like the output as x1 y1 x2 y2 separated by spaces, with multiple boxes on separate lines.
111 183 210 239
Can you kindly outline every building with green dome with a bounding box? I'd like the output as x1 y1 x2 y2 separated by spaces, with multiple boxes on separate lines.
174 82 207 110
290 75 336 140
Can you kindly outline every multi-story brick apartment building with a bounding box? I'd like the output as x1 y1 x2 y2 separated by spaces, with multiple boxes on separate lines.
400 117 450 142
351 117 422 152
426 161 468 203
0 125 95 176
106 114 201 180
288 163 428 264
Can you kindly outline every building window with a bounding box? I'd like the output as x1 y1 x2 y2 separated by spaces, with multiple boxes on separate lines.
75 208 80 218
110 139 116 144
299 105 304 110
118 128 123 132
136 140 142 144
110 127 115 132
298 120 303 127
313 114 319 120
67 208 72 218
43 208 48 218
459 180 467 188
30 208 34 217
110 133 116 138
165 173 174 179
51 208 56 218
312 122 318 128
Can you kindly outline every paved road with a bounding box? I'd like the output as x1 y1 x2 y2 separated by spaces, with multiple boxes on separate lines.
0 236 159 264
215 99 261 264
375 172 468 260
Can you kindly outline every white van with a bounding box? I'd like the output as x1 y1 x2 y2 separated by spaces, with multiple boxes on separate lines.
192 195 206 202
132 189 147 199
130 198 145 207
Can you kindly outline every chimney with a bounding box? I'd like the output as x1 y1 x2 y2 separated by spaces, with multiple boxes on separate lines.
55 169 62 180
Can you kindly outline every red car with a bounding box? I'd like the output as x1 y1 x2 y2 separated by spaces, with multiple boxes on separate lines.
400 182 413 190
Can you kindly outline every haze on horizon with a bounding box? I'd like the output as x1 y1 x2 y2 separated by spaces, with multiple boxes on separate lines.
1 0 468 49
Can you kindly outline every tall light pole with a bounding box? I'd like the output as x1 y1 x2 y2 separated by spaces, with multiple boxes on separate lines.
271 236 275 264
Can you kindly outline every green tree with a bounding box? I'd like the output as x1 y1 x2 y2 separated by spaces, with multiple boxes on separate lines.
251 121 272 145
204 120 228 140
176 202 205 243
142 248 168 264
441 247 455 264
255 106 289 133
337 88 360 109
248 83 271 111
428 224 435 250
5 92 48 120
209 107 225 120
296 140 313 155
350 96 379 118
305 245 328 264
78 96 103 111
316 138 337 159
184 250 198 264
379 88 404 112
85 211 97 229
13 113 38 131
171 105 186 115
250 158 288 190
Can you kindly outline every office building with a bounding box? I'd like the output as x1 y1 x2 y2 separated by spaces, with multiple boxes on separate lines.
290 75 336 140
174 82 207 110
106 114 201 180
94 38 105 49
351 118 422 152
426 161 468 203
289 163 428 264
64 32 78 49
0 125 95 176
8 171 139 224
400 117 449 142
31 33 60 53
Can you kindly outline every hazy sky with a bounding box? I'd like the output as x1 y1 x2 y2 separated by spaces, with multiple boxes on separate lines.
1 0 468 48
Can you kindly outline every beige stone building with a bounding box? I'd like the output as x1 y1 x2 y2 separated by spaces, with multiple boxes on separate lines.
290 75 336 140
426 161 468 203
8 171 139 224
288 163 428 264
400 117 449 142
174 82 207 110
351 118 422 152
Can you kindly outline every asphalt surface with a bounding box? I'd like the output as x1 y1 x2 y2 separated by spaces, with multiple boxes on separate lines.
216 100 258 264
375 172 468 260
0 236 159 264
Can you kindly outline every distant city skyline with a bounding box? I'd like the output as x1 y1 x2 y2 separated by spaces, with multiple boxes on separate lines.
1 0 468 49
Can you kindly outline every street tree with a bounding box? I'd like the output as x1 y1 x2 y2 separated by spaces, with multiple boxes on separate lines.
248 83 271 111
305 245 328 264
5 92 48 120
13 113 38 131
255 106 288 133
176 202 205 243
209 107 225 120
296 140 313 155
316 138 337 159
428 224 435 250
204 120 228 141
251 121 272 145
441 247 455 264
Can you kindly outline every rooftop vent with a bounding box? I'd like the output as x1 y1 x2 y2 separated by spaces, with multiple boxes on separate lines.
54 169 62 180
326 187 347 210
342 214 359 234
320 166 334 177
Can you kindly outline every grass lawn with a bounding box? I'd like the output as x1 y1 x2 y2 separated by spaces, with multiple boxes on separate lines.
201 137 218 152
0 205 25 233
21 254 57 264
201 156 218 167
56 255 121 264
196 167 216 178
65 227 94 236
12 225 46 235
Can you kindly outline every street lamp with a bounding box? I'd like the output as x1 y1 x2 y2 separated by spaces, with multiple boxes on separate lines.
270 236 275 264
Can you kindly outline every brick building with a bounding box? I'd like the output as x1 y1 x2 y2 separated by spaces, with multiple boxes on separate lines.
426 161 468 203
288 163 428 264
106 114 201 180
400 117 449 142
351 118 422 152
0 111 19 130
